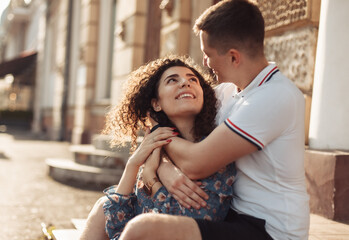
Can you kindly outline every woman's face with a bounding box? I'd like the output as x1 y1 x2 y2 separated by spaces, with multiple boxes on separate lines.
152 66 204 121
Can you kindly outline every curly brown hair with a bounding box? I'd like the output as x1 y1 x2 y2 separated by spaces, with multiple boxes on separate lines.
103 55 217 150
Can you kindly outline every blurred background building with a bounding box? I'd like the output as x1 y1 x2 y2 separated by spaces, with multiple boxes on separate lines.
0 0 348 222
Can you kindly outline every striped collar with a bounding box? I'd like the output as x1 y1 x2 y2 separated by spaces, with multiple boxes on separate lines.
236 63 279 96
258 65 279 86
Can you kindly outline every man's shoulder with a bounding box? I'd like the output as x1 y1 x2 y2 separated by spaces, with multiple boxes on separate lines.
254 72 303 101
214 82 234 94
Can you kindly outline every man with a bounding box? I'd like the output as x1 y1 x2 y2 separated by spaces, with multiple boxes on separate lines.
119 0 310 239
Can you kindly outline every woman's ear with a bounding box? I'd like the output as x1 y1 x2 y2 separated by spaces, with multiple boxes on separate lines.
151 98 162 112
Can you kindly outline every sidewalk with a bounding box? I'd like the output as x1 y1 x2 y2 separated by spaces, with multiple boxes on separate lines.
0 127 104 240
309 214 349 240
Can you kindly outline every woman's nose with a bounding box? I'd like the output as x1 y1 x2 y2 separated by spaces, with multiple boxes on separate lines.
180 78 190 88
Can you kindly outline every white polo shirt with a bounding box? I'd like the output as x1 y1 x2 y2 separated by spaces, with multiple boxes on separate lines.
215 64 310 240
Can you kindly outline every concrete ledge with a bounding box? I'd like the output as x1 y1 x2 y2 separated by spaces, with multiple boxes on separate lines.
70 145 127 168
70 145 124 158
305 149 349 221
71 218 86 231
46 158 123 187
52 229 81 240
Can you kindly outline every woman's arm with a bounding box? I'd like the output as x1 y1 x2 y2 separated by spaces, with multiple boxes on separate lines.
142 147 163 197
103 187 137 240
115 127 174 195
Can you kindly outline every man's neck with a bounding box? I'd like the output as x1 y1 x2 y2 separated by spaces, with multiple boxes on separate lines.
238 57 269 90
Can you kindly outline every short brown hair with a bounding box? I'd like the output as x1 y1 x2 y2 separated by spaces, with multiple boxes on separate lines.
194 0 265 57
103 55 217 150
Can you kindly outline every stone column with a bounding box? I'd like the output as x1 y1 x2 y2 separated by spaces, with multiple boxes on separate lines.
32 0 48 134
160 0 191 57
71 0 99 144
309 0 349 150
189 0 212 64
111 0 147 104
306 0 349 221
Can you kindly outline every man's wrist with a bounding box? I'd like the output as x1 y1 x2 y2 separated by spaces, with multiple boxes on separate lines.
157 158 172 181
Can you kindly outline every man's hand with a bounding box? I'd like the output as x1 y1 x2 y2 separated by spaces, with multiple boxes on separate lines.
157 158 208 209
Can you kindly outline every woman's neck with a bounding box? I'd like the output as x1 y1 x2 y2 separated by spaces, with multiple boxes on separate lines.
171 118 195 142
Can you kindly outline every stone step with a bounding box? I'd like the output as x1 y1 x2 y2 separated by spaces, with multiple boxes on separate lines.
71 218 87 231
52 229 80 240
91 134 143 152
46 158 123 187
91 134 116 151
70 144 128 169
51 219 86 240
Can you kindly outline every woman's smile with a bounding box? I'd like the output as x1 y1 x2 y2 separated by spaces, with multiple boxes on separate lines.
176 92 196 100
153 66 204 119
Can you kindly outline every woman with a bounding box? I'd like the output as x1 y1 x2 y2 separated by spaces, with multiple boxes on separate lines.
79 56 235 240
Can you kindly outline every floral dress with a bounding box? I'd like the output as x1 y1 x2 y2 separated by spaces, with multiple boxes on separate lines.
103 163 235 240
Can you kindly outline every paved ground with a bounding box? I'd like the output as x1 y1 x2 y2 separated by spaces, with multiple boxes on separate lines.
0 127 104 240
309 214 349 240
1 126 349 240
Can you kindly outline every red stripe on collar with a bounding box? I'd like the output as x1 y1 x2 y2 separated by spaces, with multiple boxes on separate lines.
258 66 278 86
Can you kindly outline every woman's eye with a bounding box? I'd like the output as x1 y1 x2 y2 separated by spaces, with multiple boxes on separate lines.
190 77 198 82
167 78 177 83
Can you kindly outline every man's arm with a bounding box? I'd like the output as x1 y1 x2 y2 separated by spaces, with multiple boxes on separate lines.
165 123 258 180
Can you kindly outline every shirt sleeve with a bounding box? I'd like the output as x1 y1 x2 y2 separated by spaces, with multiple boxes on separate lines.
225 84 300 149
103 186 137 240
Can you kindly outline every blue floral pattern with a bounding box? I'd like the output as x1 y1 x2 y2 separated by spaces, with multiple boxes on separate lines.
103 163 235 240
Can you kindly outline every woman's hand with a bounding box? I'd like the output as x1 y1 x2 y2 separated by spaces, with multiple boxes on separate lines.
127 127 174 168
157 157 209 209
116 128 172 195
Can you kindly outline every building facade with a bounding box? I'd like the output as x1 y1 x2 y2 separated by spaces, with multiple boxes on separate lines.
0 0 348 221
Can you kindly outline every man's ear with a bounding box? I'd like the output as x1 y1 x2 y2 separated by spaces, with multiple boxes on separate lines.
151 98 161 112
228 49 240 65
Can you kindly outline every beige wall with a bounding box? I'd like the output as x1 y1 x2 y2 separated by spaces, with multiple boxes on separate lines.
24 0 322 145
110 0 147 105
260 0 321 145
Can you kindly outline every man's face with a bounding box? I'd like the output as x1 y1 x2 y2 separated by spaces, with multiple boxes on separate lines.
199 31 231 83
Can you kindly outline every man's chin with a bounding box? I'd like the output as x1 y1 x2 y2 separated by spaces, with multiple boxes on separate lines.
216 75 227 83
207 68 222 83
